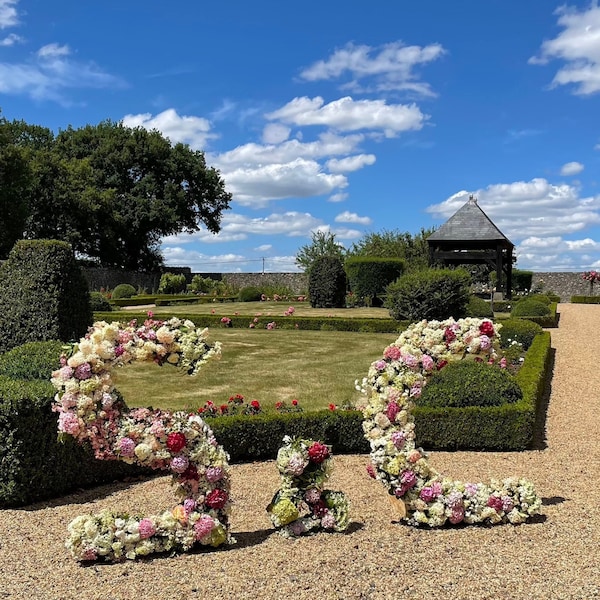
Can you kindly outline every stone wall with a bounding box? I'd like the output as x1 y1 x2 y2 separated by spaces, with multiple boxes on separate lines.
531 272 594 302
81 267 589 301
222 272 308 294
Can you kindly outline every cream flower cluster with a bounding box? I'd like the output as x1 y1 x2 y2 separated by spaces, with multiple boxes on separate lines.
361 317 542 527
51 317 232 561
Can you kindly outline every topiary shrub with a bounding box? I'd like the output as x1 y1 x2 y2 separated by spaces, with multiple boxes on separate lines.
512 269 534 293
345 257 405 306
309 256 347 308
522 294 552 305
112 283 137 300
511 299 550 317
0 340 64 380
89 291 112 312
0 240 92 354
416 360 523 408
466 295 493 318
498 318 543 350
158 272 187 294
238 286 263 302
385 268 471 321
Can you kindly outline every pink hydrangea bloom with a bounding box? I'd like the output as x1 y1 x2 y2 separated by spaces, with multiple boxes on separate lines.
171 456 189 473
138 518 156 539
383 345 401 361
193 515 215 540
58 412 80 436
205 466 224 483
321 513 336 529
119 437 135 457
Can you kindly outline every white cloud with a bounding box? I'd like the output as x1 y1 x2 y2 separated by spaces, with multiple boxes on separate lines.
213 132 364 169
0 43 123 103
428 178 600 239
255 244 272 252
560 161 584 175
122 108 218 149
222 158 347 207
0 32 21 46
300 41 445 96
326 153 376 173
262 123 290 144
335 210 372 225
530 4 600 95
266 96 427 137
0 0 18 29
161 246 252 272
328 192 348 203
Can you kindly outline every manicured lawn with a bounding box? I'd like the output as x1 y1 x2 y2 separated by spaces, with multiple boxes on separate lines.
125 300 391 319
116 328 397 413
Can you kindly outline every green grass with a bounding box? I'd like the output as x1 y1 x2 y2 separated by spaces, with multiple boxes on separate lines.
122 300 390 319
116 328 397 413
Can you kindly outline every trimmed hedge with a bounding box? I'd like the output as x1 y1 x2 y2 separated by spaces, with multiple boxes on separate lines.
466 295 494 318
498 318 543 350
309 256 347 308
0 240 92 354
345 257 405 306
571 295 600 304
0 340 65 380
512 269 534 293
385 268 471 321
90 291 112 312
413 331 552 450
511 298 550 317
112 283 137 300
94 311 405 333
514 303 559 328
0 377 146 507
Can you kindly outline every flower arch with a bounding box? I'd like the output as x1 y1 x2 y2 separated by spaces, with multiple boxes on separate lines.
361 317 542 526
52 316 231 561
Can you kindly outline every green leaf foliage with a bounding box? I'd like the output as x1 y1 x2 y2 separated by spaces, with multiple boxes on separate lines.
89 291 112 311
111 283 137 300
511 299 551 317
237 286 263 302
466 295 494 318
345 257 405 306
512 269 534 293
308 256 347 308
0 340 64 380
0 240 92 353
571 295 600 304
295 230 346 274
498 318 543 350
385 268 471 321
416 361 523 409
158 272 187 294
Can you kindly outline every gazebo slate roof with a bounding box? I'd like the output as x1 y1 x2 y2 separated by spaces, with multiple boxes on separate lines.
428 197 514 247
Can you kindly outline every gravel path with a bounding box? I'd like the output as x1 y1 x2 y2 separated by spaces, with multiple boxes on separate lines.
1 304 599 599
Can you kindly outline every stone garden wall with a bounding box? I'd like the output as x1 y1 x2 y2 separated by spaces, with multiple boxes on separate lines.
81 267 588 302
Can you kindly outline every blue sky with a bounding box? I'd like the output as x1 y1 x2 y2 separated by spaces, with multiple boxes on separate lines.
1 0 600 273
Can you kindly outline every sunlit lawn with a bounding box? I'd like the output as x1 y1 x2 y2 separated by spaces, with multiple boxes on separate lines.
115 328 397 414
124 300 391 320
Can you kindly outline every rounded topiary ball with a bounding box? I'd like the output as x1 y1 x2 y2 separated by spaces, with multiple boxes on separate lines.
237 286 263 302
499 318 543 350
511 299 550 317
90 291 112 311
415 360 522 408
112 284 137 300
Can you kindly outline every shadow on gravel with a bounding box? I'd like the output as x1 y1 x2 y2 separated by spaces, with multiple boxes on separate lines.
542 496 567 506
530 347 556 451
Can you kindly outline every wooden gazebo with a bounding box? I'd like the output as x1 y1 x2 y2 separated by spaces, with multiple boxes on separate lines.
427 196 514 298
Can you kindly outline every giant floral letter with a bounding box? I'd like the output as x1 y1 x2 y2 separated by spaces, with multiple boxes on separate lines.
52 316 231 561
361 318 542 527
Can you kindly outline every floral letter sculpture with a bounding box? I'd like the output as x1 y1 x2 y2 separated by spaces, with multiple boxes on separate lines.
267 436 350 536
361 317 542 527
52 317 232 561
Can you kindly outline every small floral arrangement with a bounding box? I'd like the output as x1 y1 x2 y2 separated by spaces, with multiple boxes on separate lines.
284 306 295 316
266 321 277 330
361 317 542 527
267 436 350 537
51 317 233 561
220 316 232 327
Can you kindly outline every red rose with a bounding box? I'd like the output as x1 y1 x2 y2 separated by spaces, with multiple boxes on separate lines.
308 441 330 464
486 495 504 512
479 320 495 337
181 464 199 481
167 432 186 453
250 400 260 410
291 399 298 406
219 404 229 414
205 488 228 509
444 327 456 344
328 403 337 411
275 401 284 410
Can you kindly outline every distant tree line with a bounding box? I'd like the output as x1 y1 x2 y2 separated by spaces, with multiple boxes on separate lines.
0 115 231 270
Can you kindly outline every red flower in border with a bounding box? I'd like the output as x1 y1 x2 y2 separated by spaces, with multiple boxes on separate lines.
167 432 186 453
205 488 228 509
479 320 495 337
308 441 330 464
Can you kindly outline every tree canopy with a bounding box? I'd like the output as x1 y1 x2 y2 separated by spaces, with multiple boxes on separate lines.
347 228 436 271
0 117 231 269
295 230 346 274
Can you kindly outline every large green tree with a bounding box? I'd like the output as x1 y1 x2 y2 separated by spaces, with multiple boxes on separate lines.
347 227 435 271
2 118 231 270
295 230 346 274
